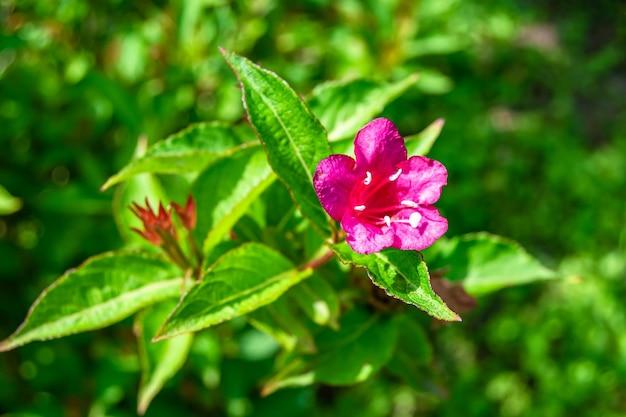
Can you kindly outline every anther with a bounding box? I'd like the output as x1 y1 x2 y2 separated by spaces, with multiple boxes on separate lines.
354 205 366 211
384 215 391 227
409 212 422 228
363 171 372 185
389 168 402 181
401 200 418 208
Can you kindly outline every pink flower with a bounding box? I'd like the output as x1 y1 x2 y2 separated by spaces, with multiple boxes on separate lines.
314 118 448 254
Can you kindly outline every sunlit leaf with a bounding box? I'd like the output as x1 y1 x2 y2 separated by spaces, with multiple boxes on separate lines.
155 243 312 340
405 118 445 156
102 123 255 190
0 252 182 351
135 301 193 415
221 49 331 234
309 74 419 142
333 243 460 321
425 232 557 295
0 184 22 215
192 148 275 254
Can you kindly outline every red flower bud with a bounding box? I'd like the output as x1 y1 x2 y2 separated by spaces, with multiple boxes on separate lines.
130 198 176 245
171 195 196 231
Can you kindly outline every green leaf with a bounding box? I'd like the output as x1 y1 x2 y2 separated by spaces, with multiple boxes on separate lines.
0 184 21 215
425 232 557 295
155 243 312 340
102 123 255 190
405 118 445 156
290 274 340 328
135 301 193 415
0 252 182 351
332 243 460 321
111 136 169 246
308 74 419 142
221 49 331 234
249 298 316 353
192 147 275 254
385 315 433 391
262 309 397 394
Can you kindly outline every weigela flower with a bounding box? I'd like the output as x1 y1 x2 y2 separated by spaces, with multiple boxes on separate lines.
314 118 448 254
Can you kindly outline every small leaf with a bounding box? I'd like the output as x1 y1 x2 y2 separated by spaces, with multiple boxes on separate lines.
332 243 460 321
249 298 316 353
290 274 340 328
425 232 557 295
135 301 193 415
309 74 419 142
0 252 182 351
0 184 21 215
262 309 397 394
192 147 275 254
155 243 312 340
405 118 445 156
221 49 331 234
102 123 255 190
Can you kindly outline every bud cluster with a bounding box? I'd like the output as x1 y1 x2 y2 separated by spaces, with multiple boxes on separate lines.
130 196 201 275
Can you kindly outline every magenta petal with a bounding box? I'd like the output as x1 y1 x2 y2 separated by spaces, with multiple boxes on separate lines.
354 118 407 174
395 156 447 205
313 154 358 221
391 206 448 251
341 215 394 254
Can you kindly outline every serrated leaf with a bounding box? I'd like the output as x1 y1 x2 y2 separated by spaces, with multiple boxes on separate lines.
0 184 21 215
0 252 182 351
102 123 256 190
155 243 312 340
290 274 340 328
405 118 445 156
221 49 331 234
425 232 557 295
262 309 397 394
192 147 275 254
135 301 193 415
308 74 419 142
332 243 460 321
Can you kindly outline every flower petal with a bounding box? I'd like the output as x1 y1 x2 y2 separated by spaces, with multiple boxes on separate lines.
395 156 447 205
341 215 394 254
313 154 358 221
391 206 448 251
354 118 407 174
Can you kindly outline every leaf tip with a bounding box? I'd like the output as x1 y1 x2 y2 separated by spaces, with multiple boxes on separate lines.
100 177 115 191
0 340 13 353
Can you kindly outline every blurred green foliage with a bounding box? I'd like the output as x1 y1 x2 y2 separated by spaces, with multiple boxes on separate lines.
1 0 625 416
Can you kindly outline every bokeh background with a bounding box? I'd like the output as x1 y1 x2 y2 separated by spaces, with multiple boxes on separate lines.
1 0 625 416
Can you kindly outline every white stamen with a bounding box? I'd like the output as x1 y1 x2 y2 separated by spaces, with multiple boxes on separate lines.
409 212 422 228
354 205 366 211
389 168 402 181
363 171 372 185
384 215 391 227
401 200 418 208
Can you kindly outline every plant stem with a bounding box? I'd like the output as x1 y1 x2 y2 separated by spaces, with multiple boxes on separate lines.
300 249 334 271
